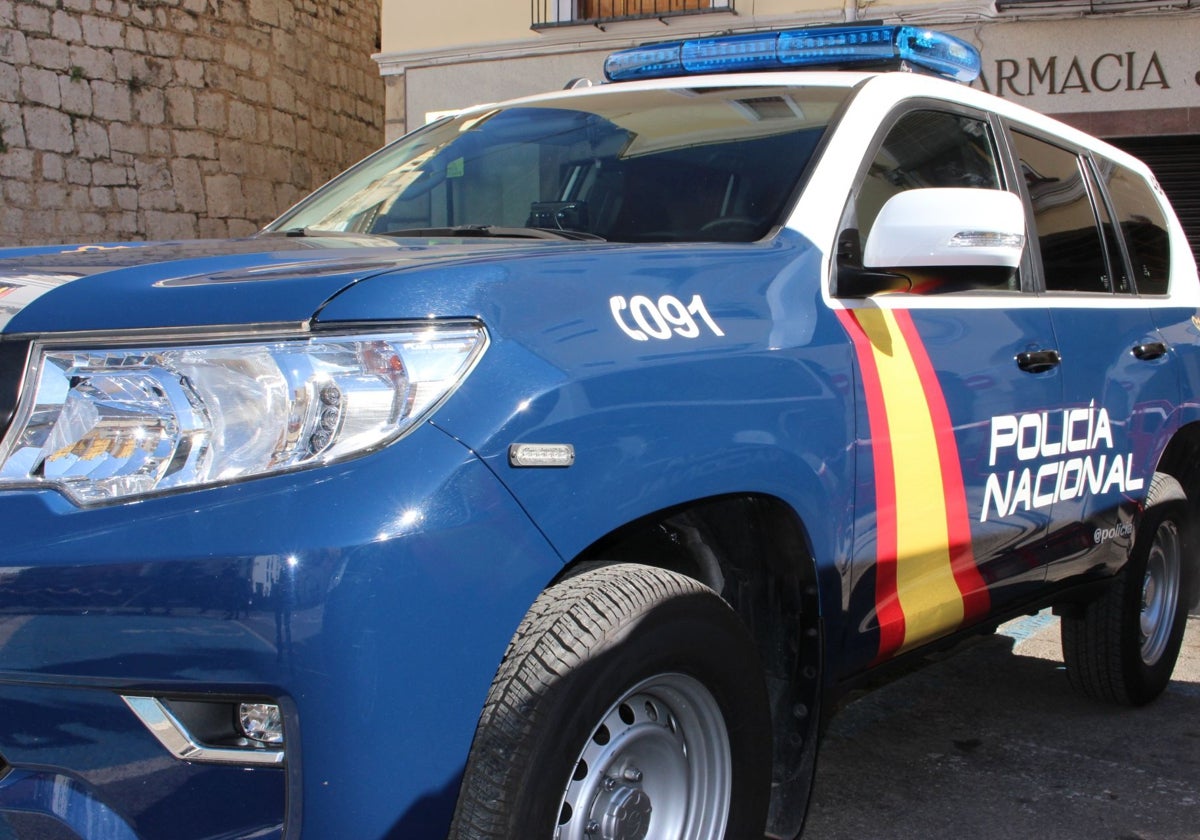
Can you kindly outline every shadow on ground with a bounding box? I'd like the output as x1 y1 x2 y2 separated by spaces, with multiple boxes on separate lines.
804 614 1200 840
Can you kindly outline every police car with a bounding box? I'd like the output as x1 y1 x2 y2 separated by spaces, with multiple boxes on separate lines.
0 23 1196 840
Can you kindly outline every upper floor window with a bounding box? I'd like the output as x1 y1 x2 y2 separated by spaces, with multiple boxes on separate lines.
533 0 733 29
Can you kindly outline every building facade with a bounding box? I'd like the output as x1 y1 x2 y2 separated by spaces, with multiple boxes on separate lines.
375 0 1200 258
0 0 384 246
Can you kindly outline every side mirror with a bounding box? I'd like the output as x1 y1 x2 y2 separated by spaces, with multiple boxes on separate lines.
863 188 1026 269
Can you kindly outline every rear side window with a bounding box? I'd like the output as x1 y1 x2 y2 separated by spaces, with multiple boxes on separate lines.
1096 159 1171 295
1010 131 1113 294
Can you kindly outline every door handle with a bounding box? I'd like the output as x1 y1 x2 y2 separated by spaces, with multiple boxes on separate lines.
1132 341 1168 361
1016 349 1061 374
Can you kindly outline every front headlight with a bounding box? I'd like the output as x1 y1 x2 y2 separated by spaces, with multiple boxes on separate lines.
0 322 487 505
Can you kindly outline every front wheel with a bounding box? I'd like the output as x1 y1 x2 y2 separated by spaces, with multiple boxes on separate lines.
448 563 772 839
1061 472 1194 706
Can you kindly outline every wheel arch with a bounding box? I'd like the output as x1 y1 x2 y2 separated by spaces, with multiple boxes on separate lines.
554 492 826 839
1154 421 1200 609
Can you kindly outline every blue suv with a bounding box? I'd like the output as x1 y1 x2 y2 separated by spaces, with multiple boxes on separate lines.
0 25 1197 840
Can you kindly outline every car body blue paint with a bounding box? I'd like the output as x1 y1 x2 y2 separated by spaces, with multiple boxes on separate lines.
320 231 854 566
319 231 861 675
2 237 601 334
1152 307 1200 430
0 685 281 840
0 423 561 838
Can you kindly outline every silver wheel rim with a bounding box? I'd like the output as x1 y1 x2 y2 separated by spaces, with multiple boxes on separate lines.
553 673 731 840
1140 519 1182 666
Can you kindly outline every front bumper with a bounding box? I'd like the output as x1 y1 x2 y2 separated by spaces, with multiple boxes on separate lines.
0 423 561 839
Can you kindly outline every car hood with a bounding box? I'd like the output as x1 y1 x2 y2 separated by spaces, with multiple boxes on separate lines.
0 234 574 335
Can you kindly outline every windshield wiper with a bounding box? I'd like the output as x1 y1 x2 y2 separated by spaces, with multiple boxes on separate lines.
262 228 383 239
378 225 606 242
263 225 606 242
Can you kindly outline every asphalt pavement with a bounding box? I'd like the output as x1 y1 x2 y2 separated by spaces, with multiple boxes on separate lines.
804 609 1200 839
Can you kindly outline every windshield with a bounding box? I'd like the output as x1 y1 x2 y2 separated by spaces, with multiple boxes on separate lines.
270 84 851 243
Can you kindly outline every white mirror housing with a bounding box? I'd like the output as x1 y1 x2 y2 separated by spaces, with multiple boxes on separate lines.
863 188 1026 269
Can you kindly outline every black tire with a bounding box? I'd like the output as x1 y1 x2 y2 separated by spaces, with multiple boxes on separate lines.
1061 472 1194 706
448 563 772 839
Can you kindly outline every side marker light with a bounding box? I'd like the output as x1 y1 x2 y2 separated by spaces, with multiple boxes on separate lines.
509 443 576 468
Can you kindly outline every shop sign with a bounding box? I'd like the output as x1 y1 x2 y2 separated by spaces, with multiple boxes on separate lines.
971 17 1198 113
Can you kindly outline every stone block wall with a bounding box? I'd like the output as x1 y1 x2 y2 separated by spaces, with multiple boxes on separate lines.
0 0 384 246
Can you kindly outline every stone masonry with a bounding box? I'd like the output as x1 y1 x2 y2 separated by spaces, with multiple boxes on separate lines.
0 0 383 246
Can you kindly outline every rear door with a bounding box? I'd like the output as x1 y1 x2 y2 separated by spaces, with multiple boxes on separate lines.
1007 128 1179 584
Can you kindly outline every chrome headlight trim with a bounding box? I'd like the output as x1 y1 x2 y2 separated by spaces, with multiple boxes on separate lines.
0 321 488 506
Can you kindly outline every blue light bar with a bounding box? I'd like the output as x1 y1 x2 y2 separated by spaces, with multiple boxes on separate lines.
682 32 782 74
604 42 684 81
604 25 981 84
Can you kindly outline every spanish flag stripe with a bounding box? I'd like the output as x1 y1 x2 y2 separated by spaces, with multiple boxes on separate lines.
892 310 991 620
836 310 906 658
839 308 977 656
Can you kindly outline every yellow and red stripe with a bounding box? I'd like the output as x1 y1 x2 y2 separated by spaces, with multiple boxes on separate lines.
838 308 990 660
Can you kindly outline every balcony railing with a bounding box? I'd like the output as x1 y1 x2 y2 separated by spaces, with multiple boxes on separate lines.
995 0 1192 9
533 0 734 29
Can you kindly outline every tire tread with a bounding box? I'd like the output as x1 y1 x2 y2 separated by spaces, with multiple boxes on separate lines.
1060 472 1190 707
448 564 724 838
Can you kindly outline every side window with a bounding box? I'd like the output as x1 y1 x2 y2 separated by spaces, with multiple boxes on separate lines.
841 109 1015 294
855 110 1001 240
1010 131 1113 294
1096 158 1171 295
